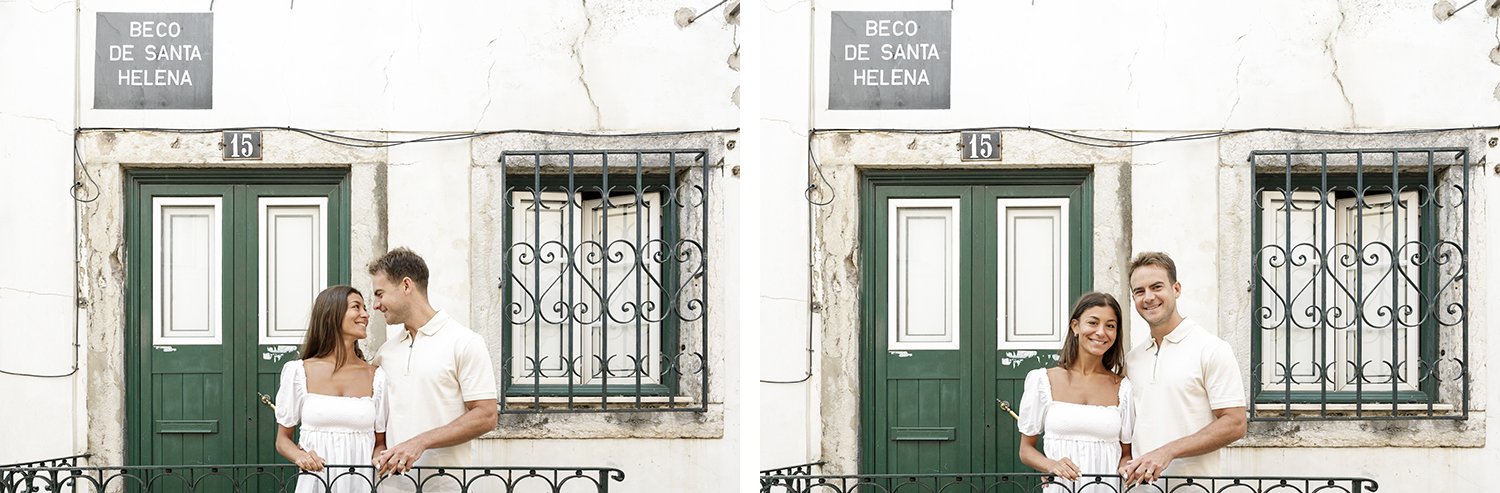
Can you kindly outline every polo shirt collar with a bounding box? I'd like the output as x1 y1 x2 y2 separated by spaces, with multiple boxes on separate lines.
392 310 450 342
1148 317 1197 348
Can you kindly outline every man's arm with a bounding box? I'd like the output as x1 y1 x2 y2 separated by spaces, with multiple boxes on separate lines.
1122 407 1246 484
376 398 497 475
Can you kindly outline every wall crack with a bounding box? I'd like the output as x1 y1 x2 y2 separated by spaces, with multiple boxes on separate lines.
1326 0 1356 126
0 286 70 298
573 0 603 129
476 37 499 131
1224 30 1249 129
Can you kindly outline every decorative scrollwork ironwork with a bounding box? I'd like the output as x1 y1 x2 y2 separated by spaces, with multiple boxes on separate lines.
756 472 1378 493
1249 148 1470 421
0 463 626 493
499 149 711 413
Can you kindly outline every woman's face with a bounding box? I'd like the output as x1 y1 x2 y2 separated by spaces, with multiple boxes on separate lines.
341 292 370 341
1070 305 1118 358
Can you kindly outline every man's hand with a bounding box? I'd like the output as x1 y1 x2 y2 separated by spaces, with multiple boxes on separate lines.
1120 449 1174 487
374 440 427 476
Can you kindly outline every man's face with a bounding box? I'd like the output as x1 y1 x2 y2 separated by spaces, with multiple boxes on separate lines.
370 271 408 326
1129 264 1180 328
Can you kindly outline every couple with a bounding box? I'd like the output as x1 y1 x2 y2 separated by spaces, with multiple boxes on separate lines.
270 248 498 493
1017 252 1248 492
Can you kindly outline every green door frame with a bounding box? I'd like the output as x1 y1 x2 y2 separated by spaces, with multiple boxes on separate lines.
124 168 351 466
858 169 1093 474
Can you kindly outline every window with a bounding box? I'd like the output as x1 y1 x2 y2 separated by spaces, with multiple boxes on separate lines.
500 150 709 413
1250 149 1471 420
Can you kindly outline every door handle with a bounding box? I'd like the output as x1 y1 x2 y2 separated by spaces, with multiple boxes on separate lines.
257 392 278 413
997 399 1019 420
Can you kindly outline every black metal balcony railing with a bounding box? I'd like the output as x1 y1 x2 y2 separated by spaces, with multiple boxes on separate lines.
759 461 824 492
0 462 625 493
756 472 1379 493
0 454 91 492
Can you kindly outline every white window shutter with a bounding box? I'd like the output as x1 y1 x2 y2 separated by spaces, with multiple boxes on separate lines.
1335 191 1421 391
581 192 663 385
1258 190 1331 392
509 191 577 385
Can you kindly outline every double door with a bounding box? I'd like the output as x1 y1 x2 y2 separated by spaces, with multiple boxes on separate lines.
125 170 350 468
862 172 1091 475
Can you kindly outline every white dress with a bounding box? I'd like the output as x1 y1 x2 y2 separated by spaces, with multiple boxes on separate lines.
275 360 389 493
1017 368 1135 493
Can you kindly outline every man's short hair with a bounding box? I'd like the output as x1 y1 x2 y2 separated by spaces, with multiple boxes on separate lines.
368 247 430 293
1129 251 1178 284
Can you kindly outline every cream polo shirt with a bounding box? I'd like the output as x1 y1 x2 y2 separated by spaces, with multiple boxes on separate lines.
1123 317 1245 477
374 310 498 468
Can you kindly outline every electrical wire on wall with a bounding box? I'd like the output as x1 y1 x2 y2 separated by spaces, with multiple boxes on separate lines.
75 126 739 149
810 125 1500 149
0 135 95 378
759 135 830 385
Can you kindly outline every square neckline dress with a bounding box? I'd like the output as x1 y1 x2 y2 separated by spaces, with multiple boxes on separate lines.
275 359 388 493
1016 367 1135 493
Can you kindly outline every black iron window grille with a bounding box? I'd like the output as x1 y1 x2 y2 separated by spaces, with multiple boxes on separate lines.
756 472 1378 493
500 149 710 413
1250 148 1471 421
0 463 625 492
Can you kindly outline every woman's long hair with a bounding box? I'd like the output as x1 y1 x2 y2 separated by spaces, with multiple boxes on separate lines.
300 284 366 371
1056 291 1124 374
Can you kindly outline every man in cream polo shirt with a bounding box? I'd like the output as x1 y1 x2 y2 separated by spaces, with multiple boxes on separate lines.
368 248 498 490
1119 252 1247 486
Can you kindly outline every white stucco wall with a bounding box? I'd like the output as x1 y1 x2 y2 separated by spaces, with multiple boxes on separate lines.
0 0 85 465
759 0 819 472
759 0 1500 489
0 1 741 490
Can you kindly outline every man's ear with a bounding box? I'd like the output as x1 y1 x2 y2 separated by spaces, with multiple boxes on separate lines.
1172 281 1182 296
401 277 414 292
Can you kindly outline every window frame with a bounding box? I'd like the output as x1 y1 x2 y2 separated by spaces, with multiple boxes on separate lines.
501 173 684 398
1251 171 1441 405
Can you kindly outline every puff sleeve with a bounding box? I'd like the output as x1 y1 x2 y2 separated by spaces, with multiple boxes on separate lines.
1118 376 1135 444
1016 368 1050 436
273 360 306 427
372 367 389 433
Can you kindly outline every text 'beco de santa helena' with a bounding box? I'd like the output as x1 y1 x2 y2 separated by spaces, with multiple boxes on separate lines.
107 21 202 86
842 19 941 86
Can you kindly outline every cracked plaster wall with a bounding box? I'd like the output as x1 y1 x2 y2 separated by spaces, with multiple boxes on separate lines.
0 0 86 465
70 1 738 132
809 0 1500 130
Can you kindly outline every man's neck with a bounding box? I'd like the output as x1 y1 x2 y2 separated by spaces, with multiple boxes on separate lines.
403 304 440 337
1150 313 1186 346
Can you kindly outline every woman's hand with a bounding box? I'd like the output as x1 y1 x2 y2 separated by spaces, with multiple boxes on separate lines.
371 445 388 474
1045 457 1082 481
294 448 325 472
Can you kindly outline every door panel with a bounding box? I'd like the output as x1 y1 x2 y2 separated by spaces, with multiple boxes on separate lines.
870 186 975 474
127 171 350 472
863 172 1090 476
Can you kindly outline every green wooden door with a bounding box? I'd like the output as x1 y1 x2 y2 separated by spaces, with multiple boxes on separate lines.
861 171 1091 475
126 170 351 469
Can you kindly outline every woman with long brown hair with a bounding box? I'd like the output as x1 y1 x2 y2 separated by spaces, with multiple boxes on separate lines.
1016 292 1135 492
273 285 387 493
